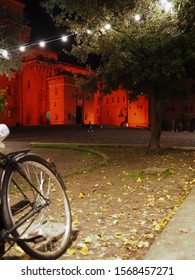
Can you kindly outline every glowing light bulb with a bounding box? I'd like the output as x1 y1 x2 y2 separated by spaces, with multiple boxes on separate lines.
164 2 173 12
3 49 8 58
160 0 167 4
19 46 26 52
134 14 141 21
61 35 68 42
86 29 92 34
104 23 111 30
0 49 9 59
39 41 46 48
160 0 173 12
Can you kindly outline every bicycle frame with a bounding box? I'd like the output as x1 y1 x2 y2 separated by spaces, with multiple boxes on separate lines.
0 150 49 244
0 125 71 260
0 150 31 208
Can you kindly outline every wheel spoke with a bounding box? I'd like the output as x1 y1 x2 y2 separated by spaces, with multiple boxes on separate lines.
2 155 71 259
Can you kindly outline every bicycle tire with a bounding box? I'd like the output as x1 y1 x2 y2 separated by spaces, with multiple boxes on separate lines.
1 154 72 260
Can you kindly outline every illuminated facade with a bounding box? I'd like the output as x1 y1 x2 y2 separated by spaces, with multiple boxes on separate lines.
0 48 149 128
1 41 195 130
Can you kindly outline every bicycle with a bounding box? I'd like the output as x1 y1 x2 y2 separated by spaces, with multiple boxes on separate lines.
0 124 72 260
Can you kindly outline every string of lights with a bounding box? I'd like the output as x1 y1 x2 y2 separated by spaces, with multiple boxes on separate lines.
18 33 73 52
0 33 74 60
0 0 173 60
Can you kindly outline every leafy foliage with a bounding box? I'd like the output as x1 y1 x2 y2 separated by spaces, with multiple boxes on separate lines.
0 6 26 77
42 0 195 153
42 0 194 96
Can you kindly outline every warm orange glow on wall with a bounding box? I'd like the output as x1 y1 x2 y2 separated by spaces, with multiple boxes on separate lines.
128 95 149 127
0 47 149 128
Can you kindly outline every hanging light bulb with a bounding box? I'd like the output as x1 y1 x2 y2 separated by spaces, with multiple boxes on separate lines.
19 45 26 52
104 23 111 30
160 0 167 4
159 0 173 12
0 49 9 59
134 14 141 21
164 2 173 12
3 49 9 59
86 29 92 34
61 35 68 42
39 41 46 48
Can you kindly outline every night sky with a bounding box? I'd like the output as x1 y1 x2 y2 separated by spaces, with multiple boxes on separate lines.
20 0 98 66
21 1 57 41
20 0 76 62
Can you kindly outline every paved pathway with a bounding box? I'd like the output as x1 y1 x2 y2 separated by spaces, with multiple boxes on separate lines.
3 125 195 259
6 124 195 148
144 187 195 260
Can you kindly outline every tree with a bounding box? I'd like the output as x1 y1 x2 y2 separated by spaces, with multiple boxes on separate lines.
0 5 26 77
42 0 195 154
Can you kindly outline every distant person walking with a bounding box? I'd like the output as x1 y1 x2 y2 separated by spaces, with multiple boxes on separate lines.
88 121 93 132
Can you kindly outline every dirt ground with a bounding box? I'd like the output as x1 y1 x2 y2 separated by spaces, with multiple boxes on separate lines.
3 144 194 260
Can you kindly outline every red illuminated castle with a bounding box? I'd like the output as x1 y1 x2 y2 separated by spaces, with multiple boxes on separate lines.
0 0 194 131
0 46 149 128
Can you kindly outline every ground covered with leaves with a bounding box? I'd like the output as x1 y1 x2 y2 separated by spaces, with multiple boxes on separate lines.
3 145 195 260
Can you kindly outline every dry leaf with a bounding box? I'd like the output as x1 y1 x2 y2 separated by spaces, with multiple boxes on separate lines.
137 241 149 248
67 248 76 255
159 197 165 202
79 192 85 198
73 218 79 225
80 246 89 255
115 232 123 238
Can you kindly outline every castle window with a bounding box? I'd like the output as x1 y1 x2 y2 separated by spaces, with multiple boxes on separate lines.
7 86 12 96
167 106 175 113
27 80 30 89
8 110 13 119
185 105 194 113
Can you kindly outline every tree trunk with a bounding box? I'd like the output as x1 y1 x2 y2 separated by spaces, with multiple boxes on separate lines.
148 94 162 154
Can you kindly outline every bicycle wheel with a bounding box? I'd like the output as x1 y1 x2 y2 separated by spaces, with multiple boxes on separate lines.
1 154 71 259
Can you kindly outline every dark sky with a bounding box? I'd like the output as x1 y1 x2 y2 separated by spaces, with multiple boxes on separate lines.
20 0 97 66
22 0 57 41
20 0 76 61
